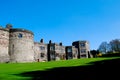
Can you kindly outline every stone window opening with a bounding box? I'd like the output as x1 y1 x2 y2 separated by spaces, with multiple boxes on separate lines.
40 46 45 50
12 44 14 48
18 33 23 38
67 48 72 53
11 44 14 56
81 49 86 53
50 46 54 50
81 54 87 58
40 53 45 58
80 43 85 47
51 53 56 60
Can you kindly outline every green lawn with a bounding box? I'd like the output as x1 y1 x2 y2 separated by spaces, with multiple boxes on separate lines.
0 57 119 80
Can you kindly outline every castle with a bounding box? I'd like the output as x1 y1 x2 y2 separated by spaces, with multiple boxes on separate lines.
0 24 91 63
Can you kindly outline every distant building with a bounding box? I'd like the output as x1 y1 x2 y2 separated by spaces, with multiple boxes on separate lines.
65 46 78 60
72 41 91 58
47 40 66 61
34 39 48 62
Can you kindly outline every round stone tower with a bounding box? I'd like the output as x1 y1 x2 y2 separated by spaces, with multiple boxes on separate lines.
0 27 10 62
9 28 35 62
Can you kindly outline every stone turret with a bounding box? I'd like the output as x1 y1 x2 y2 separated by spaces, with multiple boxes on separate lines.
9 28 35 62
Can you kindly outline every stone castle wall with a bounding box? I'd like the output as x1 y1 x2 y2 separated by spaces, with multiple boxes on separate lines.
0 24 91 63
9 29 35 62
72 46 78 59
0 28 10 62
34 42 48 62
55 45 66 60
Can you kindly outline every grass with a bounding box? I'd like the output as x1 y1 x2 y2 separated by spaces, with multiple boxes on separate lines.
0 57 119 80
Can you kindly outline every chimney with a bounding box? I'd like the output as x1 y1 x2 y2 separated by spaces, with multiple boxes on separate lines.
49 40 52 44
40 39 44 43
59 42 62 46
6 24 13 29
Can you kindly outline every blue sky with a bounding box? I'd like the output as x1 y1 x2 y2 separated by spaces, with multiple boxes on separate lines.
0 0 120 50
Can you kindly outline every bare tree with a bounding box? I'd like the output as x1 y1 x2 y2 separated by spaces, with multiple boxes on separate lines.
98 42 108 54
109 39 120 53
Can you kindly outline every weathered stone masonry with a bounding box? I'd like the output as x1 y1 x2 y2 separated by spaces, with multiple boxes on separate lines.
0 24 35 63
34 39 48 62
0 24 91 63
0 27 9 62
9 29 34 62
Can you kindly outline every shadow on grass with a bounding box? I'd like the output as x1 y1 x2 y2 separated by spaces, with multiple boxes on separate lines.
100 53 120 57
17 58 120 80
